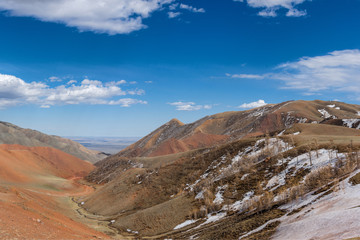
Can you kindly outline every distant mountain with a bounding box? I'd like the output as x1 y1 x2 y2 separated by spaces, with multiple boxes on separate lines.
0 121 107 163
115 100 360 158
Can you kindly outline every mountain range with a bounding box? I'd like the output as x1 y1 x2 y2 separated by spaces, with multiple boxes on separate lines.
82 100 360 239
2 99 360 239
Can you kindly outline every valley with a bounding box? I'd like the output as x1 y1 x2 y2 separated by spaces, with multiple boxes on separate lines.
0 144 112 239
1 1 359 239
1 100 360 239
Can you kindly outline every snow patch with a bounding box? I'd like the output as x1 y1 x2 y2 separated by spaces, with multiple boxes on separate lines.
343 119 360 129
267 149 345 191
126 229 139 234
241 174 249 181
174 219 198 230
195 212 227 229
298 117 307 123
213 185 228 205
229 191 254 211
277 130 285 136
318 109 333 119
195 191 204 200
273 170 360 240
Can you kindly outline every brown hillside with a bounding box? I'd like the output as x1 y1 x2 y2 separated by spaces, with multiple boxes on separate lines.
112 100 360 158
84 122 360 238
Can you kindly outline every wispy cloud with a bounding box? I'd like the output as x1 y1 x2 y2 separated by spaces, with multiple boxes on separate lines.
168 11 181 18
48 76 63 82
179 4 205 13
168 101 212 111
67 80 77 85
0 73 147 108
226 73 265 79
272 49 360 95
238 99 267 109
235 0 308 18
167 2 205 18
230 49 360 98
0 0 179 35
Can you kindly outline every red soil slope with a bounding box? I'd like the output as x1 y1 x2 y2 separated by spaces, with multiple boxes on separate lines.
149 132 229 157
0 144 94 183
0 144 108 239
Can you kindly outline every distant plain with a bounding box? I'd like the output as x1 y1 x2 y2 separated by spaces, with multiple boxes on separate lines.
68 137 139 154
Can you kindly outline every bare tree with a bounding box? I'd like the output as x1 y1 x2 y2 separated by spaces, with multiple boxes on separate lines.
313 138 319 158
306 144 313 166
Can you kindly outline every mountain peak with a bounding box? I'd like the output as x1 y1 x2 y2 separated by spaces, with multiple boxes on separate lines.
168 118 184 126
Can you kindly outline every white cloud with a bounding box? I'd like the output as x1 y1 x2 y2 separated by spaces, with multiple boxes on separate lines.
168 101 212 111
226 73 265 79
286 8 306 17
0 0 177 34
49 76 62 82
271 49 360 94
168 11 181 18
238 99 267 109
104 80 127 86
169 3 179 10
231 49 360 98
258 8 278 17
0 73 147 108
235 0 307 17
145 81 153 84
67 80 77 85
127 89 145 95
109 98 147 107
179 4 205 13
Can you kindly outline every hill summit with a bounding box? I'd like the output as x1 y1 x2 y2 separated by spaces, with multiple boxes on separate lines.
115 100 360 158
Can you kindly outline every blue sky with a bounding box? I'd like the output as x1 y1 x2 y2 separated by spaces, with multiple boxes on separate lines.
0 0 360 137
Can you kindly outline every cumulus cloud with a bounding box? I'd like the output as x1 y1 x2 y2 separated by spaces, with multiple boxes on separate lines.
168 101 212 111
235 0 308 17
238 99 267 109
0 0 178 34
0 73 147 108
